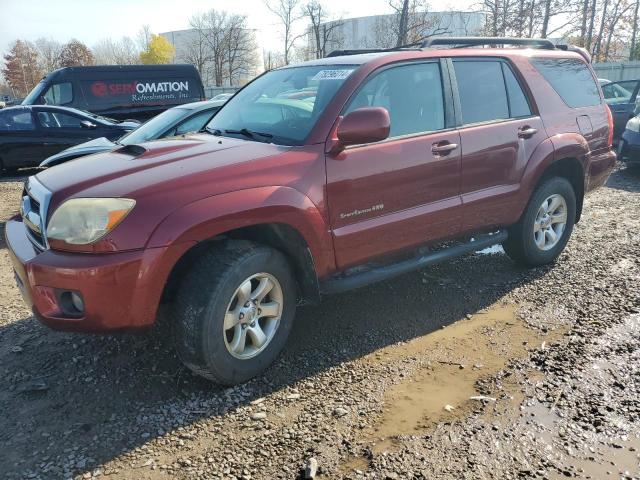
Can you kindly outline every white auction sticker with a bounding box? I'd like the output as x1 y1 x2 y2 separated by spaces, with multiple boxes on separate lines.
311 69 354 81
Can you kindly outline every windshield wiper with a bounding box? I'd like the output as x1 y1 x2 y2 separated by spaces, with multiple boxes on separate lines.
228 128 272 139
205 126 273 141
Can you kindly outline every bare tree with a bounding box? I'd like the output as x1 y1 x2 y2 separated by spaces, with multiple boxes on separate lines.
603 0 633 59
189 10 260 86
93 37 139 65
302 1 344 58
226 15 259 85
370 1 452 48
630 0 640 59
266 0 303 64
137 25 152 52
263 49 286 69
34 38 63 73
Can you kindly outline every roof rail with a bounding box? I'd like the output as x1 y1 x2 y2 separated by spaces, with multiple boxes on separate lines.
326 41 423 58
326 49 389 57
421 36 556 50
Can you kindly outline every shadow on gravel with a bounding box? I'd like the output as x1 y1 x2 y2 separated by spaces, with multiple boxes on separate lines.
607 165 640 193
0 251 549 477
0 168 37 183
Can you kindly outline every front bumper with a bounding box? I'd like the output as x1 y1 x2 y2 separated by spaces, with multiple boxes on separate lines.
5 216 188 332
619 129 640 164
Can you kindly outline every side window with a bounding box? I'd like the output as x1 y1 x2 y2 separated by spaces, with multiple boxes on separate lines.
37 111 84 128
43 82 73 105
502 64 532 118
453 60 509 124
0 110 35 131
173 110 216 136
532 58 600 108
345 62 445 137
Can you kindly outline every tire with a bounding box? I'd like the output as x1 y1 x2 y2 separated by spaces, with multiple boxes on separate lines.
502 177 576 267
172 240 297 385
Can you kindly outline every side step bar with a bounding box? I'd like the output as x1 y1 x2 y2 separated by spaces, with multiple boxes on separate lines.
320 230 508 295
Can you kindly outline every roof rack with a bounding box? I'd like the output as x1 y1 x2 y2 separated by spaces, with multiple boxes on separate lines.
326 37 591 63
421 36 556 49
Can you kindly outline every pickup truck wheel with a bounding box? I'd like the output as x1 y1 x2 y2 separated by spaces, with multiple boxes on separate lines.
503 177 576 267
172 241 296 384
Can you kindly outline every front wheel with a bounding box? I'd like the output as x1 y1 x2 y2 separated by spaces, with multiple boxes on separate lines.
503 177 576 267
172 241 297 384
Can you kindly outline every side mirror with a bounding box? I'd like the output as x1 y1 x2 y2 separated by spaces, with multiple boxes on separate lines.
80 120 96 129
336 107 390 147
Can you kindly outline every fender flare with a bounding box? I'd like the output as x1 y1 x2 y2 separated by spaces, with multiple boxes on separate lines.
521 133 589 193
146 186 335 278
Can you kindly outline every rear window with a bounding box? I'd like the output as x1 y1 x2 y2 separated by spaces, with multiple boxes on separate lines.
0 109 35 130
532 58 600 108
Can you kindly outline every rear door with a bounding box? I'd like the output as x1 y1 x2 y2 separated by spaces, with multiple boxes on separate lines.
601 80 640 139
326 60 462 268
451 58 546 232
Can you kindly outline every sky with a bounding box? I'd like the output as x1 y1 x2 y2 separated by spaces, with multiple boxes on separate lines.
0 0 476 55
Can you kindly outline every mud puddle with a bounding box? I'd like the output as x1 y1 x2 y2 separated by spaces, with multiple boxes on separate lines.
337 302 567 476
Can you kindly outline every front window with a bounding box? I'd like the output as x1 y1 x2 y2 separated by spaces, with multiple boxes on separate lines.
602 81 639 105
206 65 357 145
118 108 189 145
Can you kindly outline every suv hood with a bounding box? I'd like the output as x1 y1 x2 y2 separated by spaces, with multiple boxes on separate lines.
35 134 290 209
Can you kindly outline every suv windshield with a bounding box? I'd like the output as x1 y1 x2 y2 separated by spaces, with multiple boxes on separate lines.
118 107 189 145
23 81 47 105
206 65 357 145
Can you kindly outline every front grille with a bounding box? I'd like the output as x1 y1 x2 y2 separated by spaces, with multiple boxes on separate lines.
20 177 52 251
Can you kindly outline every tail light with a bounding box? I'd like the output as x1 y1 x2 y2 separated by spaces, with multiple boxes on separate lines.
605 104 614 147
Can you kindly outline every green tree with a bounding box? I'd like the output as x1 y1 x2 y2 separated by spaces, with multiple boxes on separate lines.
139 34 175 64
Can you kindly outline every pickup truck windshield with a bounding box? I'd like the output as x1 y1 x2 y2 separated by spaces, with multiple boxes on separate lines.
207 65 357 145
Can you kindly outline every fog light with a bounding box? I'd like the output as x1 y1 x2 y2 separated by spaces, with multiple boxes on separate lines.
70 292 85 313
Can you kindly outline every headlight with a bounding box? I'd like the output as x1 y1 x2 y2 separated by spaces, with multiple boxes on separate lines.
626 116 640 133
46 198 135 245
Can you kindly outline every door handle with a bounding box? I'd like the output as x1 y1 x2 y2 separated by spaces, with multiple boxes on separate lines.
431 142 458 155
518 127 538 138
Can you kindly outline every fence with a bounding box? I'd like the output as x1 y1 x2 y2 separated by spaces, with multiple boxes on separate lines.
205 86 240 99
592 61 640 82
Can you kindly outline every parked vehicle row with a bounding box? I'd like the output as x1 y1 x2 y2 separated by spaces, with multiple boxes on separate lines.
0 105 139 171
5 37 616 385
40 99 226 167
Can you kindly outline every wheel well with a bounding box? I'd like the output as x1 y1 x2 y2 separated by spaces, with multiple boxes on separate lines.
162 223 320 306
538 157 585 222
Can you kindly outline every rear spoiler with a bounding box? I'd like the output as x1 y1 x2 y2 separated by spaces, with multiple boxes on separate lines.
555 44 592 63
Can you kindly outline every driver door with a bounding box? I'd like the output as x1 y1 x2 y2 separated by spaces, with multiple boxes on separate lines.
326 61 462 269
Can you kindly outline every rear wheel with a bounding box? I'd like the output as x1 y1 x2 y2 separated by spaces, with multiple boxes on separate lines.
172 241 296 384
503 177 576 267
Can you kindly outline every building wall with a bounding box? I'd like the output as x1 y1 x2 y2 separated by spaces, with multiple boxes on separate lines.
318 11 485 52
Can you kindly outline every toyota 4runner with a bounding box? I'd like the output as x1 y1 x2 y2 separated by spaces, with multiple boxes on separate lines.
6 37 616 384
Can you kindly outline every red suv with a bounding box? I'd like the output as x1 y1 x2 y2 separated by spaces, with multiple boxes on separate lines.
6 38 616 384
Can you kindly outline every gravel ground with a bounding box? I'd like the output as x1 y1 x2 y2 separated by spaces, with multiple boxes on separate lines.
0 166 639 480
